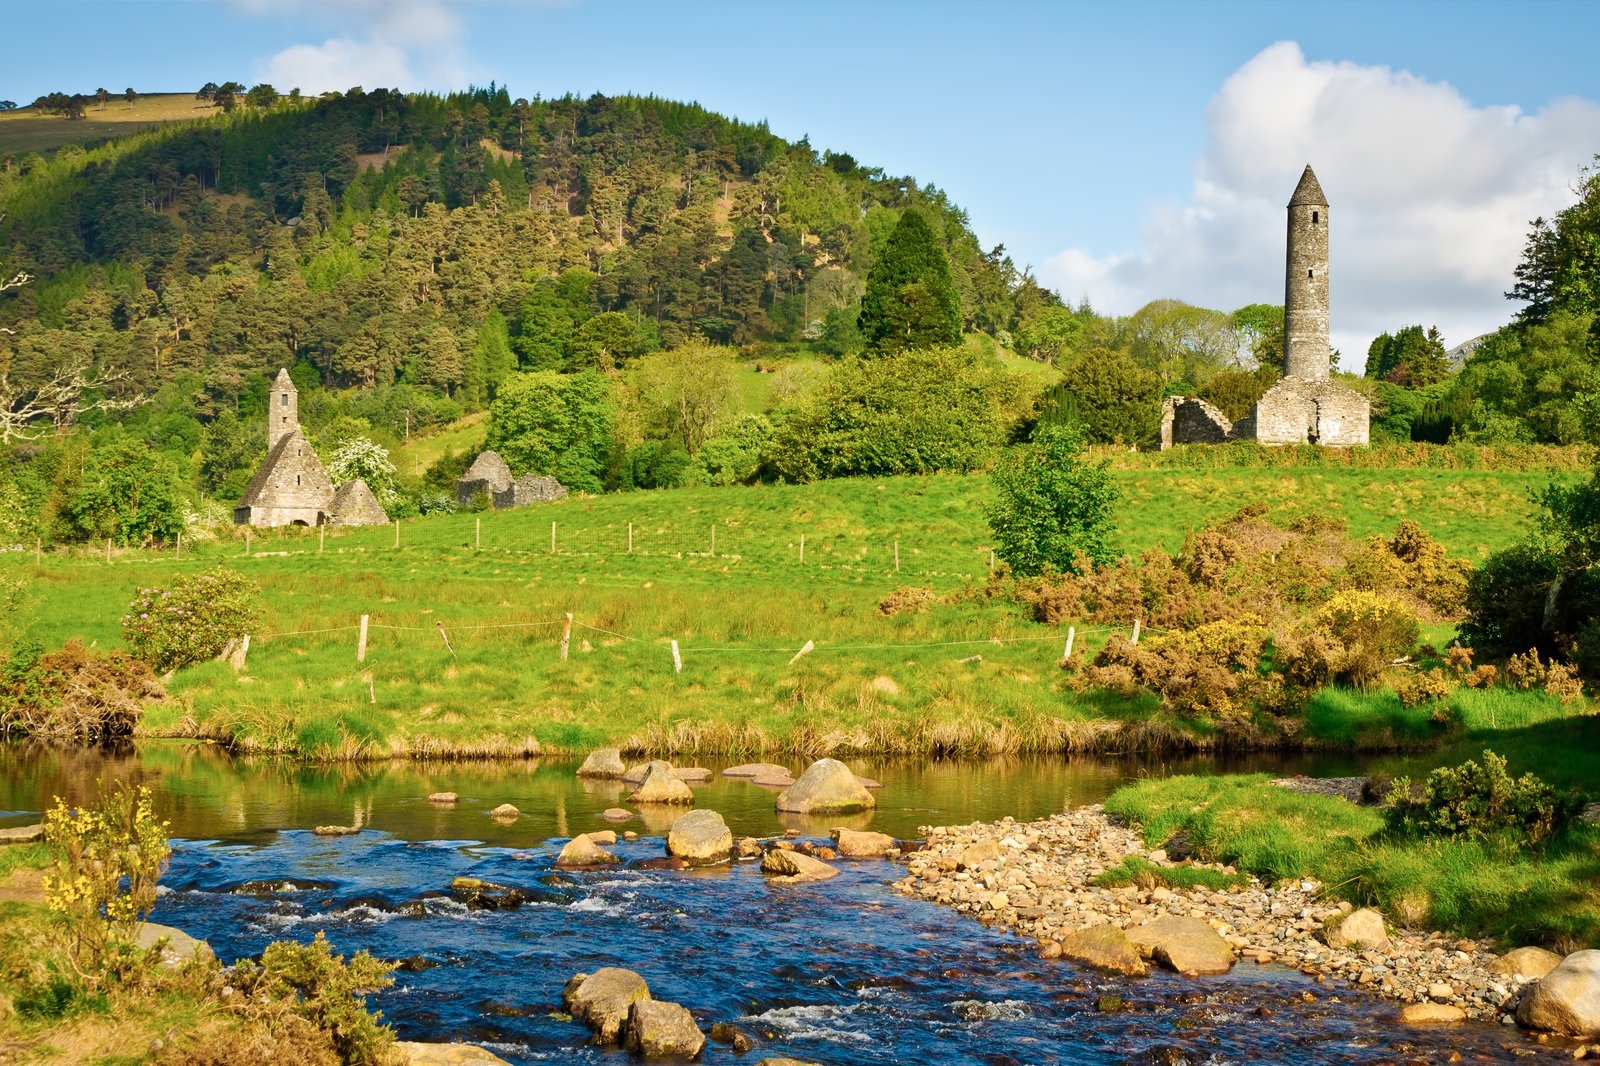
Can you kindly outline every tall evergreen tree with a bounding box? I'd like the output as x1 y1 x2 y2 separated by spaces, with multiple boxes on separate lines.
858 209 961 354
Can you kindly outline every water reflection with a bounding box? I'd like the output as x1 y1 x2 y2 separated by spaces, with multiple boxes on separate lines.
0 741 1366 844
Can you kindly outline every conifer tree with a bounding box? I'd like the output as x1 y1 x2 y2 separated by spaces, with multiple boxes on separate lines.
858 209 961 354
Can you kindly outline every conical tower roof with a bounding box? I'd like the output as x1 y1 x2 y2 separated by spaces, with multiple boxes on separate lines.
1288 165 1326 207
273 367 296 391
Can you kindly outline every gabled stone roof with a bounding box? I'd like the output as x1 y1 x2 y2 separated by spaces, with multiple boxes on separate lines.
461 450 512 491
327 478 389 525
238 427 334 508
273 367 297 391
1288 165 1327 207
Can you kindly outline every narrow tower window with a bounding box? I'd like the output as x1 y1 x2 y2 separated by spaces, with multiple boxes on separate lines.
1308 269 1314 279
1312 211 1319 224
295 474 301 486
281 393 288 406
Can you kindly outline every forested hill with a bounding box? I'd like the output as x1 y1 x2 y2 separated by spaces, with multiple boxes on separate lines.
0 86 1039 414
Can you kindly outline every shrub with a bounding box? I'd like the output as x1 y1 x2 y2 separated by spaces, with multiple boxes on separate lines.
121 569 259 673
1459 542 1563 660
42 785 171 983
1076 620 1274 721
987 421 1119 576
1385 749 1579 846
1341 520 1470 618
232 932 396 1065
0 639 159 740
1303 591 1419 688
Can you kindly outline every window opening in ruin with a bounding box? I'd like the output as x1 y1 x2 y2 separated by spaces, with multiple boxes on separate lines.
1308 269 1313 278
281 393 288 406
1312 211 1318 224
295 474 301 486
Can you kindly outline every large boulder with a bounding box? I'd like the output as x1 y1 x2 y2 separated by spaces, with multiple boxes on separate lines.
396 1043 516 1065
1517 950 1600 1036
623 759 676 784
134 922 211 967
1126 916 1234 976
577 748 627 778
556 835 621 868
831 829 896 858
760 849 839 884
1492 946 1564 981
1056 924 1147 977
1323 907 1389 950
629 764 695 805
564 968 652 1043
624 999 706 1059
667 810 733 866
775 759 875 815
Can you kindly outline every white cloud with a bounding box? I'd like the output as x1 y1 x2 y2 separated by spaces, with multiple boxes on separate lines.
1041 41 1600 367
247 0 471 95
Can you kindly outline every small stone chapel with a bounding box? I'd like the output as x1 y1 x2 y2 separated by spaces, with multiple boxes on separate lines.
234 369 389 528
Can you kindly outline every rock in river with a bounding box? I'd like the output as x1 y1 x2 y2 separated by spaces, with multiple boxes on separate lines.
0 824 44 844
629 764 695 805
313 824 360 836
601 807 635 822
667 809 733 865
722 763 791 779
831 828 896 857
556 834 621 868
1517 949 1600 1037
577 748 627 778
564 967 652 1044
396 1042 515 1065
1056 924 1147 977
775 758 875 815
623 759 676 784
135 922 211 967
1126 916 1234 976
760 848 840 884
1401 1002 1466 1024
426 792 458 805
624 999 706 1059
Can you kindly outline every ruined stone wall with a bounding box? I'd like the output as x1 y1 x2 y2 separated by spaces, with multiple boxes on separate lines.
1159 397 1234 448
494 474 568 509
456 450 513 507
326 479 390 526
1251 378 1369 447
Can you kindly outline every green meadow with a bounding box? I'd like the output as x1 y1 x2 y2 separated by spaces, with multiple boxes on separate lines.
7 461 1579 759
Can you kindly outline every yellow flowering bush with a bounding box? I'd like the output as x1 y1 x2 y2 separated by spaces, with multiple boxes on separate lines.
42 784 171 980
1282 590 1420 688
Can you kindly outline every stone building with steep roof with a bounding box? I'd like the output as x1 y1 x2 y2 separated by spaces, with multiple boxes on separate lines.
455 449 512 507
234 369 388 527
1160 165 1370 449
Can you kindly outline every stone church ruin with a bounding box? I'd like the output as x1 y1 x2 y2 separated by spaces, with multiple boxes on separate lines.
455 450 568 509
234 369 390 527
1160 166 1370 449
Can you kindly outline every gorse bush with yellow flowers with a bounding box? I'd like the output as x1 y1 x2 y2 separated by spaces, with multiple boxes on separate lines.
42 784 170 982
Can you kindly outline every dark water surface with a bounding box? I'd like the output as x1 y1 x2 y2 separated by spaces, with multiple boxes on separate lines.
0 743 1560 1064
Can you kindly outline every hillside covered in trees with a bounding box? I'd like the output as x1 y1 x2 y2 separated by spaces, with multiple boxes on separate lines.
0 86 1596 547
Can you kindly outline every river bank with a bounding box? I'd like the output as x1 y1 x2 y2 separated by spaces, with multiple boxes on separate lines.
895 788 1600 1032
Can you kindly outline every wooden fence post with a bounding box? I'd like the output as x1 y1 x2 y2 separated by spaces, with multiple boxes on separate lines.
799 534 805 564
357 614 369 663
670 639 682 674
1061 625 1076 666
246 527 252 557
475 517 481 550
709 524 715 557
35 537 41 565
894 539 900 572
550 521 556 555
106 538 112 564
319 526 325 554
1131 619 1142 645
789 639 815 665
394 520 400 549
560 613 573 661
627 522 633 554
176 532 182 561
436 621 455 657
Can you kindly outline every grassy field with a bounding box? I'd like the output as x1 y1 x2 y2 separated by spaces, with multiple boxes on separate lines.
0 94 221 157
6 462 1585 760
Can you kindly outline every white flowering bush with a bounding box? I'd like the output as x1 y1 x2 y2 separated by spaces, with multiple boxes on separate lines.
325 436 396 492
121 569 260 672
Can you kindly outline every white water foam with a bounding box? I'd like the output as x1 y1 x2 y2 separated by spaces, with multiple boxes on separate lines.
739 1003 873 1045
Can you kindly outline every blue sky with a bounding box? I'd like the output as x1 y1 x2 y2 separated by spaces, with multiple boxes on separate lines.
7 1 1600 358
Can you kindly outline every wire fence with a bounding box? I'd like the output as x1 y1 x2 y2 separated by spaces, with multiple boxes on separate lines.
241 611 1148 676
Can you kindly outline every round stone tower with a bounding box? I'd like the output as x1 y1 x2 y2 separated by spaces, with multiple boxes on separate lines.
1283 165 1330 381
269 367 298 451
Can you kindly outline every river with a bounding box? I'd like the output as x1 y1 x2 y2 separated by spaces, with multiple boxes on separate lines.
0 742 1554 1064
